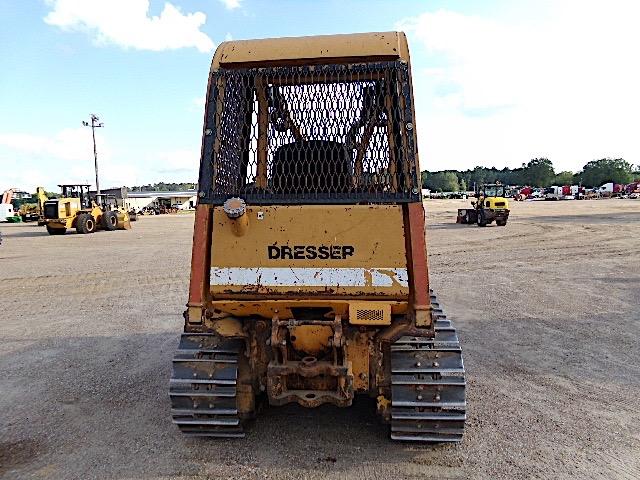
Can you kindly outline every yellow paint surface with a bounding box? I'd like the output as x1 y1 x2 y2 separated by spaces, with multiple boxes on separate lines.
210 204 408 298
212 31 409 68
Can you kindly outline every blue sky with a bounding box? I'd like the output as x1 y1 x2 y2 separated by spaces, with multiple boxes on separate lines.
1 0 638 192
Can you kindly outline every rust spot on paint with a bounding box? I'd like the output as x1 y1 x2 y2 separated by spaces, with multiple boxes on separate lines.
375 269 404 289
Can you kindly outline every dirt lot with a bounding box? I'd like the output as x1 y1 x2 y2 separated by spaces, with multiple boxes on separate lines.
1 199 639 480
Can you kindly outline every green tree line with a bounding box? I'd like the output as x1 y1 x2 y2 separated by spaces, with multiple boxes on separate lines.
127 182 197 192
422 158 638 192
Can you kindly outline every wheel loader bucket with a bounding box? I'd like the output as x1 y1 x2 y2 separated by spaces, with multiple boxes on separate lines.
116 210 131 230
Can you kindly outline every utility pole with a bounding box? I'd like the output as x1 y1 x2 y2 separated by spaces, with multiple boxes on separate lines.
82 114 104 195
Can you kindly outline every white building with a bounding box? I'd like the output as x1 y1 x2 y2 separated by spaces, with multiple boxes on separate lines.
125 191 198 211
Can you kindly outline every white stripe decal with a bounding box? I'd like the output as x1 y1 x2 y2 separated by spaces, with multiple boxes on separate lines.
210 267 408 288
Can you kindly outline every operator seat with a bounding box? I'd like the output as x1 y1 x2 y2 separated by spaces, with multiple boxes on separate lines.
271 140 351 195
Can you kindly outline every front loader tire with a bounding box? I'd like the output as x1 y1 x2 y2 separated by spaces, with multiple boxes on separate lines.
46 225 66 235
476 209 487 227
76 214 96 234
496 219 507 227
102 211 118 231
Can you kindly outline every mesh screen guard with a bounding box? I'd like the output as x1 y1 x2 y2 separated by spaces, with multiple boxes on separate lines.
199 61 421 204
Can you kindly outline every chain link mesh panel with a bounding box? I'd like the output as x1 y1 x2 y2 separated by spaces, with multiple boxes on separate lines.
199 61 420 204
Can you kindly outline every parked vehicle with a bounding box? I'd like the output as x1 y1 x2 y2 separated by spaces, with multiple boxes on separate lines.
41 184 131 235
169 31 467 443
544 186 562 200
457 183 510 226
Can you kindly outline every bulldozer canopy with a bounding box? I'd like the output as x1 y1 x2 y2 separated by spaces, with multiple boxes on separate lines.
211 32 410 69
198 60 420 205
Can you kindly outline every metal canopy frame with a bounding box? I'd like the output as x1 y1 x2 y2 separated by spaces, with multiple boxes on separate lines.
198 61 420 205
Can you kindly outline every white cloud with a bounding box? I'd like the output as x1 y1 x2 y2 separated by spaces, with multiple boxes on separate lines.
0 127 111 190
0 128 199 192
0 127 119 191
189 96 206 112
0 127 106 163
44 0 214 53
397 1 640 172
156 148 200 174
219 0 241 10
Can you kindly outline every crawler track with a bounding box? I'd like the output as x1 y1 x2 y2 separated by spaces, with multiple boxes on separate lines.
169 333 245 437
390 291 466 442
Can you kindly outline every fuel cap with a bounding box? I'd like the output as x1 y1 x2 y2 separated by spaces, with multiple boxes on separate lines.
223 197 246 218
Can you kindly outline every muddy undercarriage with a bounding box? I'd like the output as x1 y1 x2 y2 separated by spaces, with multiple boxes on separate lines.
170 292 466 442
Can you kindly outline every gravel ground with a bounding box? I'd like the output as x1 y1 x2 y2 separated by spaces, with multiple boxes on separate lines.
1 199 639 480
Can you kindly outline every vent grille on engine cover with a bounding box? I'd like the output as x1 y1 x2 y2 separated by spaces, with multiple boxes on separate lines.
199 61 420 205
349 302 391 325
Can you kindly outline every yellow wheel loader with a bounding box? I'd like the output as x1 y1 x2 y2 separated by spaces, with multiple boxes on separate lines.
13 187 48 223
457 183 510 227
36 187 48 225
171 32 466 443
42 184 131 235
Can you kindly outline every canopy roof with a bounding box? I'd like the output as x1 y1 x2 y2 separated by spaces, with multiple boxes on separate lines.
211 31 410 69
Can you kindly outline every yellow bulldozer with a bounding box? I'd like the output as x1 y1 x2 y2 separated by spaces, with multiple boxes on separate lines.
170 32 466 443
42 184 131 235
